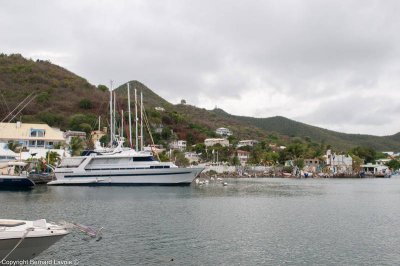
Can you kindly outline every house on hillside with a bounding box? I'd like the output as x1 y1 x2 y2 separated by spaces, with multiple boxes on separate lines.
237 139 259 148
204 138 229 147
185 152 201 164
155 107 165 112
234 150 250 165
216 127 232 137
170 140 187 151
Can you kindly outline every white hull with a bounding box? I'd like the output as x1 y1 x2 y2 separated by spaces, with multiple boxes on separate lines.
48 167 204 186
0 234 66 261
0 219 68 261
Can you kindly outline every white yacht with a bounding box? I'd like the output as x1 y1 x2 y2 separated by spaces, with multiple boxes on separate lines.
0 219 68 262
49 83 204 186
48 140 203 186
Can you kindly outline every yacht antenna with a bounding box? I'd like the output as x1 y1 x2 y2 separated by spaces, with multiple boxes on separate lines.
135 88 138 152
109 80 113 146
140 90 143 151
127 82 132 147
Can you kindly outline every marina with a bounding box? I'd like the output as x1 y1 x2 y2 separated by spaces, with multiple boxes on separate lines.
2 178 400 265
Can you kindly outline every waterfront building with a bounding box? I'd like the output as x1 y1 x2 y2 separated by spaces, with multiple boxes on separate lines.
216 127 232 137
326 150 353 174
204 138 229 147
170 140 187 151
237 140 259 148
0 122 64 149
360 163 390 176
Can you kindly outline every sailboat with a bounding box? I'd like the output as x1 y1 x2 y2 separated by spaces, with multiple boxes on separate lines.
48 82 204 186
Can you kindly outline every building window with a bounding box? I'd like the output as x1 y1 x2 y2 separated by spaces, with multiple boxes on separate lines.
28 140 36 147
37 140 45 147
30 129 45 137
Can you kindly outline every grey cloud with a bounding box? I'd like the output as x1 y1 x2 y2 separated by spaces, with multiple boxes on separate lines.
1 0 400 135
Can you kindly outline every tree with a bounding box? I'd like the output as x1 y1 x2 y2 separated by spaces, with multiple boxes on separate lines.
180 99 186 105
79 98 92 109
69 137 85 156
386 159 400 170
172 150 189 167
97 84 108 92
232 154 240 166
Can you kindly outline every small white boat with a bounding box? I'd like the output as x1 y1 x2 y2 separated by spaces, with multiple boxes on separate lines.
0 219 68 262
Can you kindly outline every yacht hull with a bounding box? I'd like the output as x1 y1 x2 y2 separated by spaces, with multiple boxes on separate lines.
0 176 35 188
0 235 66 261
48 167 204 186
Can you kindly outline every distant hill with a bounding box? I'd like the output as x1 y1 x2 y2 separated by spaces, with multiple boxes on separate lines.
212 109 400 151
1 53 399 151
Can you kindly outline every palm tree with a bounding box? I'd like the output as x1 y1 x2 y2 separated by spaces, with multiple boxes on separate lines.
69 137 85 156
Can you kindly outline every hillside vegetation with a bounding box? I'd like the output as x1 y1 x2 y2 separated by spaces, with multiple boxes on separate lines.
1 53 399 152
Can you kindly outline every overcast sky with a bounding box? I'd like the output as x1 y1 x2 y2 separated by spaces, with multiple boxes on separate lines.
1 0 400 136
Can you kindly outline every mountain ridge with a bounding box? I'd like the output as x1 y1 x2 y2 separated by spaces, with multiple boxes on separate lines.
1 53 399 151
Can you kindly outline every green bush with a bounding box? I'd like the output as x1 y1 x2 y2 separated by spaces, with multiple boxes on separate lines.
79 98 92 109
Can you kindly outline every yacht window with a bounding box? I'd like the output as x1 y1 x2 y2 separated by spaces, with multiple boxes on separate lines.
132 156 157 162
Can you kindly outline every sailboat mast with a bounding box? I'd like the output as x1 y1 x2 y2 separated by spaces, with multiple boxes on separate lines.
135 88 138 152
127 82 132 147
109 81 113 146
140 91 143 151
113 91 116 141
121 110 124 138
98 116 101 131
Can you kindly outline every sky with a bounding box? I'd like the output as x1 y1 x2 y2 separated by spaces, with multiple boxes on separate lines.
1 0 400 136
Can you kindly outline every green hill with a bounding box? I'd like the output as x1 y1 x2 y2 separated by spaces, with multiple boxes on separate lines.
212 109 400 151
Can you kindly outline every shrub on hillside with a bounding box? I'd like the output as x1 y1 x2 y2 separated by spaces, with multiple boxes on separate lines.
79 98 92 109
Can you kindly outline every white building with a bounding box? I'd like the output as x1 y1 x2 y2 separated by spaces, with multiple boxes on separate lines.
360 163 390 176
155 107 165 112
204 138 229 147
216 127 232 136
185 152 201 164
170 140 187 151
64 131 86 144
0 122 68 160
237 140 259 148
234 150 250 165
326 150 353 174
0 122 64 149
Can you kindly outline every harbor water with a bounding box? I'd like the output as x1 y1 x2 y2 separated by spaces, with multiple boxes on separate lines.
2 178 400 265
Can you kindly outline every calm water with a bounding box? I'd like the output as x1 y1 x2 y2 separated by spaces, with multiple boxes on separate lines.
2 178 400 265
